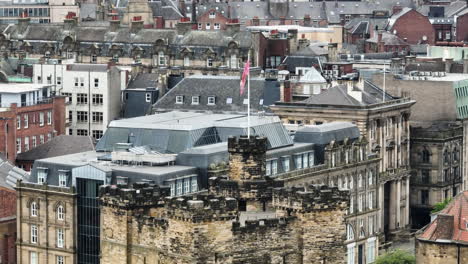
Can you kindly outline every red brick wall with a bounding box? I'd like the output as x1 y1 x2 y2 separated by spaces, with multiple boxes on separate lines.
0 97 66 163
456 13 468 42
0 187 15 218
391 10 435 45
197 9 230 30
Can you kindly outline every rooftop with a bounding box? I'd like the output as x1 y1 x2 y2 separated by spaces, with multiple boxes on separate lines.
16 135 95 162
418 191 468 244
0 83 52 94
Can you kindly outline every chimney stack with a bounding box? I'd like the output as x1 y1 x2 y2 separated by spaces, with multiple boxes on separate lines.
252 16 260 26
176 17 193 35
288 29 298 53
131 16 144 33
64 12 77 30
226 19 240 36
303 14 311 27
109 11 121 32
445 58 453 73
18 11 30 32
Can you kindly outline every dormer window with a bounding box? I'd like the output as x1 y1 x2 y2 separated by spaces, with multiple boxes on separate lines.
207 96 216 105
37 168 48 184
209 11 216 19
191 96 200 105
207 58 213 68
175 95 184 104
58 170 69 187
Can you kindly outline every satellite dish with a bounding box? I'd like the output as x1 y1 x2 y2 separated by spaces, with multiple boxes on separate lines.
422 35 427 41
393 30 397 34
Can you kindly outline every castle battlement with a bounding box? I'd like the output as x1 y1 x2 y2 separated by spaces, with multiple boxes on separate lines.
209 176 284 200
228 135 268 154
273 185 349 212
99 182 170 208
232 217 294 233
164 195 238 222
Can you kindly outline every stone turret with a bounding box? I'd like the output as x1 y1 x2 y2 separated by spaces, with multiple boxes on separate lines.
228 135 267 181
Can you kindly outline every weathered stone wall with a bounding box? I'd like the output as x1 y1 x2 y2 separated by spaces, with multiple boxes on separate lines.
416 240 468 264
228 136 267 181
100 183 349 264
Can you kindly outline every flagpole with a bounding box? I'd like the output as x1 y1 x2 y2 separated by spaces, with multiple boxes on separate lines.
247 52 251 138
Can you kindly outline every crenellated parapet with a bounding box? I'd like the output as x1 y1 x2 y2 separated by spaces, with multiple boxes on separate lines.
228 135 268 180
273 185 349 212
209 175 284 200
164 195 238 222
99 182 170 209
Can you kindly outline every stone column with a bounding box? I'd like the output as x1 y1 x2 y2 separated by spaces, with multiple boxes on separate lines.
406 177 410 226
378 184 384 232
396 180 401 229
389 181 397 230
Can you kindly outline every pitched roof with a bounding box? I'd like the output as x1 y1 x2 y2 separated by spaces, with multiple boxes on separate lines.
16 135 95 162
127 73 159 89
366 31 408 46
301 80 395 107
418 191 468 244
282 56 321 73
0 156 30 190
153 75 280 113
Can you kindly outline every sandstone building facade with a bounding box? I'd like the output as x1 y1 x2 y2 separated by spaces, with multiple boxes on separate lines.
271 81 415 238
15 182 76 264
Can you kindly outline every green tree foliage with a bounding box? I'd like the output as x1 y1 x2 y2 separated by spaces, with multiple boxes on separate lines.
375 250 416 264
431 198 452 213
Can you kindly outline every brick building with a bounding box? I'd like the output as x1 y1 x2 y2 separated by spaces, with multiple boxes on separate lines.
456 10 468 42
0 92 66 164
387 8 435 45
196 7 230 31
415 191 468 264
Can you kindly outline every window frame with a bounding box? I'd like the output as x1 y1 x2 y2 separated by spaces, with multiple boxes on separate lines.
207 96 216 105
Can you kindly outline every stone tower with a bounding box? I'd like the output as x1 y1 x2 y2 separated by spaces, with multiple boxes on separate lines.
228 135 267 181
122 0 153 25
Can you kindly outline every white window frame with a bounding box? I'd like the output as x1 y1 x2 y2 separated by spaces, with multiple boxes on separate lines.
184 178 190 194
214 23 220 30
24 136 29 152
32 136 37 148
184 56 190 67
37 169 47 184
94 78 99 88
16 138 21 154
40 135 44 144
47 110 52 125
207 96 216 105
191 96 200 105
17 115 21 129
30 251 38 264
308 153 314 167
272 159 278 175
145 93 152 103
230 54 237 69
207 58 213 67
209 11 215 19
176 180 182 195
266 160 271 176
295 155 302 169
175 95 183 104
282 157 290 172
31 225 38 244
158 51 166 66
347 244 355 264
24 114 29 128
57 205 65 220
302 153 309 168
368 191 374 209
31 201 38 217
367 237 376 263
39 112 44 126
191 176 198 192
58 172 67 187
206 22 211 29
57 255 64 264
57 228 64 248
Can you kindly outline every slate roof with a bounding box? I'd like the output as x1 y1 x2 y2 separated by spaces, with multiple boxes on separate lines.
417 0 467 17
301 80 395 107
366 32 408 46
150 2 184 19
418 191 468 243
0 156 30 189
294 122 360 145
16 135 95 162
282 56 321 73
153 75 280 113
127 73 158 89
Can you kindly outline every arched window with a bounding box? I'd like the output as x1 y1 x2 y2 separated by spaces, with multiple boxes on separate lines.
422 148 430 163
57 205 64 221
444 149 449 163
453 148 459 162
31 201 38 217
347 224 355 241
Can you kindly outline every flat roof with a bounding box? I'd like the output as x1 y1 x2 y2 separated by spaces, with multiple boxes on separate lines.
109 111 283 131
38 151 195 175
0 83 51 94
402 73 468 82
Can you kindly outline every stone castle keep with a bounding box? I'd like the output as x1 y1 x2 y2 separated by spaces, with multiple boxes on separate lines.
100 136 350 263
